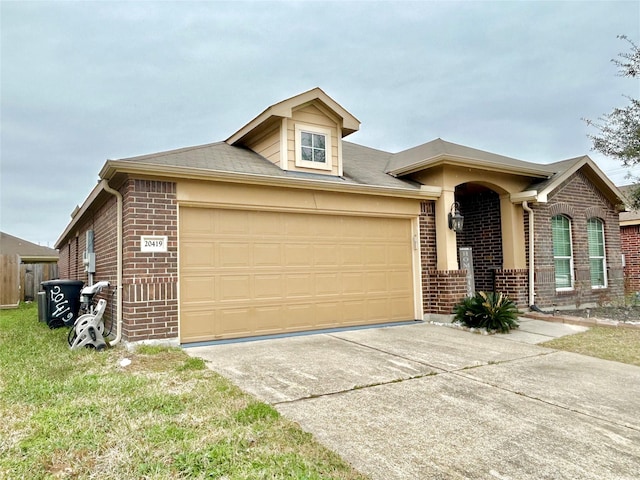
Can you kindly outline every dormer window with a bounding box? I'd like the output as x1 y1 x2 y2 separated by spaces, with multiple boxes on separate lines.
295 124 332 171
301 132 326 163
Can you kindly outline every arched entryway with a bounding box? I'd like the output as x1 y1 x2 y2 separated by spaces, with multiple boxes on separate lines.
455 183 503 293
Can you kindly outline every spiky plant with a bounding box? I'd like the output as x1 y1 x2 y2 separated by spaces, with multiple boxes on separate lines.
453 291 520 333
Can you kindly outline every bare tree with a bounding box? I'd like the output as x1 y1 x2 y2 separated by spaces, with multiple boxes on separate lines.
585 36 640 208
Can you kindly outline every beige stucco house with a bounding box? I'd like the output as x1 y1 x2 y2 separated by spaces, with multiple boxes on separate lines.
56 88 626 344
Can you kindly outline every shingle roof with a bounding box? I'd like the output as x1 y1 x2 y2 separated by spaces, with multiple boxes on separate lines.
113 140 422 191
619 184 640 224
0 232 58 259
387 138 554 177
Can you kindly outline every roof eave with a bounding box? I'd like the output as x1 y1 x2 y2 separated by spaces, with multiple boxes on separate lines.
100 160 441 201
55 180 105 249
387 155 553 179
539 156 626 207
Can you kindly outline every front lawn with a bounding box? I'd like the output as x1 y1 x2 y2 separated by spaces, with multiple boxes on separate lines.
541 326 640 366
0 303 366 479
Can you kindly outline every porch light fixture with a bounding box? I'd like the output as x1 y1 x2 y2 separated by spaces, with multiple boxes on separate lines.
448 201 464 233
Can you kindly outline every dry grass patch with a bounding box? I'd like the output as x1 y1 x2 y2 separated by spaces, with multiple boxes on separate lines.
0 303 367 480
541 326 640 366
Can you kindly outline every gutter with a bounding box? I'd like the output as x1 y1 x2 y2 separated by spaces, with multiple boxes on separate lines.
100 179 123 346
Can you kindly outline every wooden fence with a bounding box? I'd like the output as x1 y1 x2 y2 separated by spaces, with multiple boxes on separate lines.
0 255 59 308
0 254 20 308
21 262 59 302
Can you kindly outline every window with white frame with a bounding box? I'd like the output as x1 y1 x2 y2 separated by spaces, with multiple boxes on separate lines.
552 215 574 290
587 217 607 288
295 124 332 171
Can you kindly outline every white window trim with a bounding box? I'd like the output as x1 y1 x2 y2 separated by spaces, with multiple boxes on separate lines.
588 218 608 289
295 124 332 171
552 215 574 291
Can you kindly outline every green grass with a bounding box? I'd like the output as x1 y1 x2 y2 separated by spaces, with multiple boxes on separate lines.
0 303 367 479
541 326 640 366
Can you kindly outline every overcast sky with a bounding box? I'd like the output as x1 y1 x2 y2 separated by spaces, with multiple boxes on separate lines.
1 0 639 247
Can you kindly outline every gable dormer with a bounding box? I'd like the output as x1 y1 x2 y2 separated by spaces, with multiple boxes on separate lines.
226 88 360 177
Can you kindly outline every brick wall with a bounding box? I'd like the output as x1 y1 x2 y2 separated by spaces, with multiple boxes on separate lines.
121 179 178 341
56 192 119 329
529 172 624 308
56 178 178 342
494 269 529 307
621 224 640 294
457 189 502 292
419 201 469 315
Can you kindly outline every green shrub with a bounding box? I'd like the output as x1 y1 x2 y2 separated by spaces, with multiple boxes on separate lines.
453 291 520 333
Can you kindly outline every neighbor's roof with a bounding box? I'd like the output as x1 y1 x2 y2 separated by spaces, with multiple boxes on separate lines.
0 232 58 261
619 184 640 225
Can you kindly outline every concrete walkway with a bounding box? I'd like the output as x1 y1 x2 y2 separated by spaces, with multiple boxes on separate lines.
186 320 640 480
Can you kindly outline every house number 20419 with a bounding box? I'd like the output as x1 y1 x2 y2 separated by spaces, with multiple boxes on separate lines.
140 235 168 252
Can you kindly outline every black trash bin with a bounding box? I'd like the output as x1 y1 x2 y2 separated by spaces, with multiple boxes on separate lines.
40 280 84 328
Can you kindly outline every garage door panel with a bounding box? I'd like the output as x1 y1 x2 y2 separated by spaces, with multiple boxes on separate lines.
219 275 251 301
181 310 215 341
217 308 252 336
316 273 340 296
341 245 363 266
253 243 282 266
180 208 416 342
389 271 412 292
366 271 388 293
285 244 312 267
254 274 283 299
285 274 314 297
315 302 341 326
217 209 251 234
253 306 285 334
182 276 215 302
342 272 364 294
182 242 214 267
218 243 251 267
362 245 388 266
314 245 338 266
284 304 315 329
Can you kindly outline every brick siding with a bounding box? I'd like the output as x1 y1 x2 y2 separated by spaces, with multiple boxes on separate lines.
528 172 624 308
57 178 178 342
57 192 119 330
457 189 502 292
419 201 469 314
621 224 640 294
121 179 178 341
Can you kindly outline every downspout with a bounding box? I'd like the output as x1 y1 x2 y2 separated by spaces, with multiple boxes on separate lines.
522 201 536 309
100 179 123 346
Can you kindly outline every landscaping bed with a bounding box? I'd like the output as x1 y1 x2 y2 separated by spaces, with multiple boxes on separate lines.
553 306 640 323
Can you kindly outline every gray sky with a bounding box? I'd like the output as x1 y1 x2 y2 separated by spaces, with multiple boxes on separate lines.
2 0 639 247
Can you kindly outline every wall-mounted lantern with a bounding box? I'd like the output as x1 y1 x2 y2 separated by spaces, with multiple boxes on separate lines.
448 201 464 233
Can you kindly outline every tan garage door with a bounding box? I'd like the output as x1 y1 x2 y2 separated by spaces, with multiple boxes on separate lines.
179 207 416 343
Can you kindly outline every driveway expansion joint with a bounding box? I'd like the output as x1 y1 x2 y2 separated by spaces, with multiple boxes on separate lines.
271 370 440 406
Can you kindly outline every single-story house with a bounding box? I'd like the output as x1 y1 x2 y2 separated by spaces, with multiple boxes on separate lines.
1 231 59 306
619 185 640 295
55 88 626 344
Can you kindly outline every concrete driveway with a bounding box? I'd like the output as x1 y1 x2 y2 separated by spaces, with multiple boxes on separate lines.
186 319 640 480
